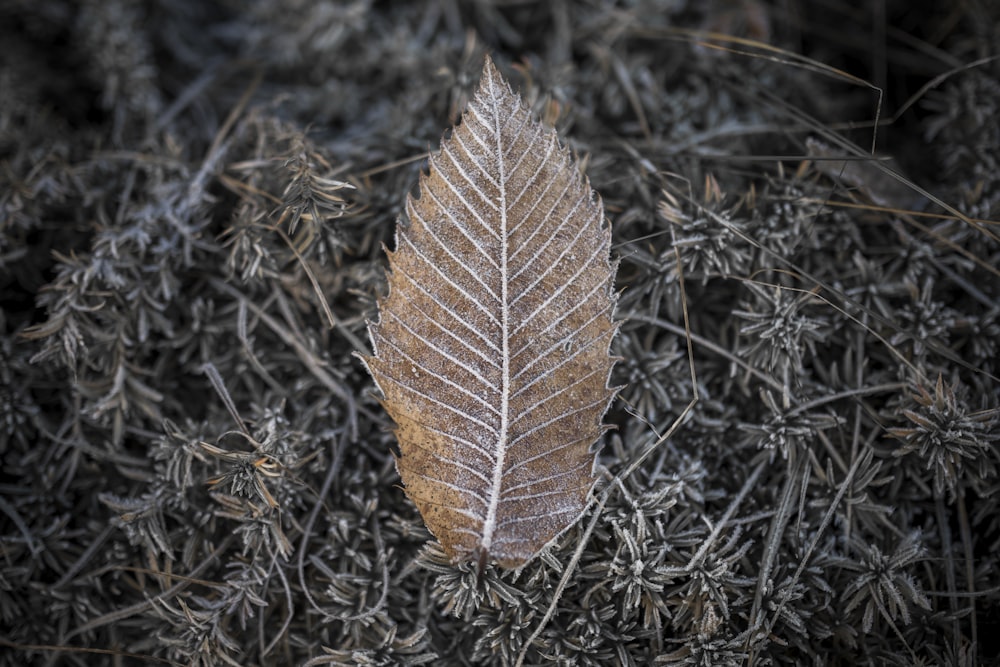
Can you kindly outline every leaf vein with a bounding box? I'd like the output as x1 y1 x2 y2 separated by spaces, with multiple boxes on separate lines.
408 197 500 303
442 140 500 211
391 261 501 356
512 239 608 336
401 233 501 328
378 370 500 438
510 192 588 287
511 311 612 393
422 185 500 270
383 309 499 394
508 394 610 449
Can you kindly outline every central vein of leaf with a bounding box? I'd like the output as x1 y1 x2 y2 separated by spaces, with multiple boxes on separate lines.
482 75 509 557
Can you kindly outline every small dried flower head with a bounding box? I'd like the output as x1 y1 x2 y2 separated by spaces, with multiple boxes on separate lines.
742 390 841 462
422 543 515 621
752 177 825 259
841 532 931 634
889 278 960 359
659 193 751 284
607 520 669 628
278 140 353 243
735 283 827 376
100 489 174 557
888 375 999 499
616 329 685 420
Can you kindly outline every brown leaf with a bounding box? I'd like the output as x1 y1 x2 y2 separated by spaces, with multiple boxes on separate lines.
360 56 619 569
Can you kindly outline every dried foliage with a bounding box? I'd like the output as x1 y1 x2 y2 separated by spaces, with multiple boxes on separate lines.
361 58 618 569
1 0 999 665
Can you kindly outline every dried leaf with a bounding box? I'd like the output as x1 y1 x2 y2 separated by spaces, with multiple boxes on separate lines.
360 56 619 569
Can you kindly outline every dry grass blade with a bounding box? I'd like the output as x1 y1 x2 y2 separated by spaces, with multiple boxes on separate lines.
360 56 619 569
